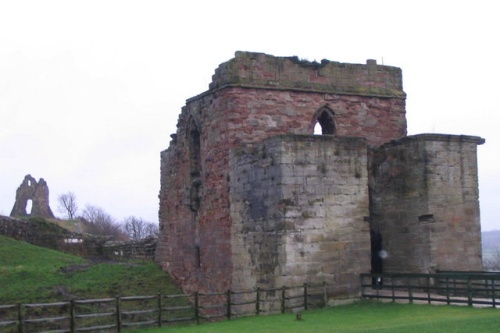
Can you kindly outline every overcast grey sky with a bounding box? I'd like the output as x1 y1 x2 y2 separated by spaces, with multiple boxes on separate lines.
1 0 499 231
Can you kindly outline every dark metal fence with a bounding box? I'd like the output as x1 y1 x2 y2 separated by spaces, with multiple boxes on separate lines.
361 272 500 307
0 282 333 333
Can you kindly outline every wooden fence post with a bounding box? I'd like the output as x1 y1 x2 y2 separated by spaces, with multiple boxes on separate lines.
427 276 431 304
408 276 413 304
359 275 364 298
17 303 22 333
194 292 199 325
256 288 260 315
391 275 395 302
116 297 122 333
226 290 231 320
446 277 450 305
303 283 308 311
70 299 75 333
467 277 473 306
281 286 286 313
492 279 496 308
157 293 162 327
323 281 327 307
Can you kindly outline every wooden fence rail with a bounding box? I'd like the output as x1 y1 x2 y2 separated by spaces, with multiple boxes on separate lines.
361 272 500 307
6 272 497 332
0 282 331 333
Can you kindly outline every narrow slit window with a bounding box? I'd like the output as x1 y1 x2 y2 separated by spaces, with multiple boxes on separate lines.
189 124 201 177
195 245 201 268
188 117 202 212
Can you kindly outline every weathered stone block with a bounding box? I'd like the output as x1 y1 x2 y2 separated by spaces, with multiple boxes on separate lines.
370 134 484 273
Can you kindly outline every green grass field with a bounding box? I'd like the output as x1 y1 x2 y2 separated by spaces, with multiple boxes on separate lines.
0 235 182 304
139 301 500 333
2 235 499 332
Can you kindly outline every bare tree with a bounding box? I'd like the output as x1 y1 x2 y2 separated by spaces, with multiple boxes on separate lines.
145 221 159 238
81 205 127 240
57 192 78 220
123 216 159 240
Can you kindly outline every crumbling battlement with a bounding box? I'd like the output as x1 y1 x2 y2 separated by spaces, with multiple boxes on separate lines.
206 51 405 99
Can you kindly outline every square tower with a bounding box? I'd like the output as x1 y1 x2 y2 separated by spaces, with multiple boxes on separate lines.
156 51 483 303
157 52 406 297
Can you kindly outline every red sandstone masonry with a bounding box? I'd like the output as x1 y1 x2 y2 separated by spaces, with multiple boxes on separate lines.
157 52 407 295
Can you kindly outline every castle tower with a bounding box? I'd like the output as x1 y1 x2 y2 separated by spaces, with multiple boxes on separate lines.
157 51 483 305
157 52 407 299
370 134 484 273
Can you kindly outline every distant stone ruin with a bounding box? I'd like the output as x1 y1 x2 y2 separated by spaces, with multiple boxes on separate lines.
10 174 55 218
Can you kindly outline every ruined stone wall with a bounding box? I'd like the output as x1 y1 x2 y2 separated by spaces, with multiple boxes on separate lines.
10 175 55 218
0 216 105 256
370 134 484 273
157 52 407 295
229 135 370 299
103 237 157 260
209 52 405 101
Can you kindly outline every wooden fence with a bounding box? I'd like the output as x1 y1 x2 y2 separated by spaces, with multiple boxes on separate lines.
361 271 500 307
5 272 499 332
0 282 334 333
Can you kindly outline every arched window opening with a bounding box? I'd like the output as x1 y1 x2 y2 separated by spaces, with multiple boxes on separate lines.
314 122 322 135
313 107 335 135
26 199 33 215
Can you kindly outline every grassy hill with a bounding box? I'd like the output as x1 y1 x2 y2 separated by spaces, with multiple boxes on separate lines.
0 235 182 304
2 228 498 305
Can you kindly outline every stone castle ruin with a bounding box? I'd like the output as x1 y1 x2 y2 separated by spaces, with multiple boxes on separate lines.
156 52 484 302
10 174 55 219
